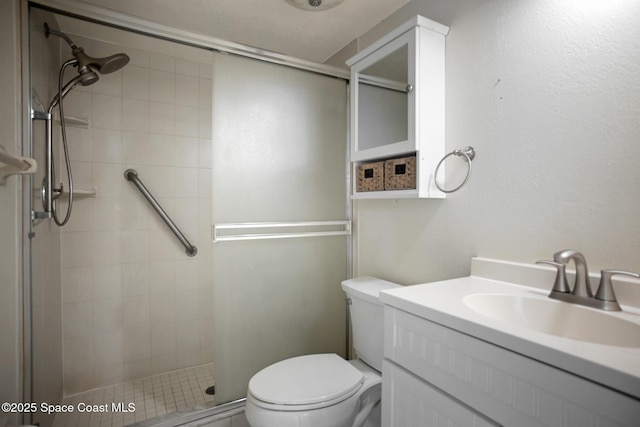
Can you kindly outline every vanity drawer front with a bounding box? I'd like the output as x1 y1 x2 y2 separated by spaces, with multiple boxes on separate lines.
384 306 640 427
383 359 499 427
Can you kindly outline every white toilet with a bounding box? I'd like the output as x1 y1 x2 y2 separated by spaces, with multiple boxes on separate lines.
245 277 400 427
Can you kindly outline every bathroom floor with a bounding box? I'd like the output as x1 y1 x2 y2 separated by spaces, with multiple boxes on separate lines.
52 363 216 427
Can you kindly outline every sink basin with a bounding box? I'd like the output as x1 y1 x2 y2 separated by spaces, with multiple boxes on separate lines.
463 293 640 348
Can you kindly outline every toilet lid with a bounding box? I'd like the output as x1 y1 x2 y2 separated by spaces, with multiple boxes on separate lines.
249 354 364 407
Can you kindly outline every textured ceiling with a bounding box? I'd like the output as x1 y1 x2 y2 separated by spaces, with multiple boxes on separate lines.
79 0 410 63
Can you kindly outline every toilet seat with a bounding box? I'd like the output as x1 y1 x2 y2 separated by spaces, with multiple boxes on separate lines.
248 354 364 411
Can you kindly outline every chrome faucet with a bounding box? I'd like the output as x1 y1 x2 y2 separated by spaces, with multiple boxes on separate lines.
537 249 639 311
552 249 592 298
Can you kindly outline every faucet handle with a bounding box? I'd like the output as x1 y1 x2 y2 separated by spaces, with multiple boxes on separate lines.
595 269 640 310
536 260 571 293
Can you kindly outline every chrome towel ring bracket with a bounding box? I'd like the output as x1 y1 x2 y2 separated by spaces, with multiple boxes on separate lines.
434 146 476 193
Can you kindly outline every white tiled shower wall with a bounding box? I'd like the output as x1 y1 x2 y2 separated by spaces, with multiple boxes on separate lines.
57 34 214 394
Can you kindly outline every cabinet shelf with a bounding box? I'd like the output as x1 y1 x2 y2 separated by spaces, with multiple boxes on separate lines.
351 150 444 199
352 188 419 200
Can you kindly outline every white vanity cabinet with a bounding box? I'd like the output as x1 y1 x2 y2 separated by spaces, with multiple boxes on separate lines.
382 305 640 427
347 16 449 199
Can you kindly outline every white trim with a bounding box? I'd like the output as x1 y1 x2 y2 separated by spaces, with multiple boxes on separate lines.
213 221 351 242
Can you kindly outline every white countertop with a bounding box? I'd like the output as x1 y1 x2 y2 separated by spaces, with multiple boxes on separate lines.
379 259 640 399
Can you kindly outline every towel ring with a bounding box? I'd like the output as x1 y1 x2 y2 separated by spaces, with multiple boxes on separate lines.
434 146 476 193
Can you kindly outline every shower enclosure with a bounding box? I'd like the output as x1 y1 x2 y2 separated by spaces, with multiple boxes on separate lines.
26 7 217 427
24 2 349 426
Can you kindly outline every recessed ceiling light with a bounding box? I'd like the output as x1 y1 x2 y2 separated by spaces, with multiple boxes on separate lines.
285 0 346 12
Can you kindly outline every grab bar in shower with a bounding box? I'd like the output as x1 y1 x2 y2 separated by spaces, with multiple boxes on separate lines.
124 169 197 257
213 220 351 242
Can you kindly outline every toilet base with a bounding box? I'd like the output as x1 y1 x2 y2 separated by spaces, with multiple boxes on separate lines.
247 387 365 427
362 401 381 427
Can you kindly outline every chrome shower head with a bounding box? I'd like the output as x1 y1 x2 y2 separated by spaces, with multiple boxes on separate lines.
44 22 130 79
76 67 99 86
72 47 130 75
95 53 130 74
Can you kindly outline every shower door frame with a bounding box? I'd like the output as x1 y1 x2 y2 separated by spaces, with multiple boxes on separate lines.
21 0 352 421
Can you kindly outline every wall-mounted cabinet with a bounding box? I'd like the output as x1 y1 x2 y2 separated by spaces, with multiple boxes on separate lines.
347 16 449 199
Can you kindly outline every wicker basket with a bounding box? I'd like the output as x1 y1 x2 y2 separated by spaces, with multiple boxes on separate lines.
384 155 416 190
356 161 384 192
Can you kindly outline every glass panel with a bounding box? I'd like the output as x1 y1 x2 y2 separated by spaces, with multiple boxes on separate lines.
356 44 409 152
357 85 408 150
361 44 408 82
211 53 349 403
27 10 217 426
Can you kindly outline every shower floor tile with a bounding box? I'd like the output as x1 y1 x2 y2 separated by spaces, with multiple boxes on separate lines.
52 363 215 427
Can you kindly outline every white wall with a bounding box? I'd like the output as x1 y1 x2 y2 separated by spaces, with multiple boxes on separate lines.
0 1 22 425
330 0 640 285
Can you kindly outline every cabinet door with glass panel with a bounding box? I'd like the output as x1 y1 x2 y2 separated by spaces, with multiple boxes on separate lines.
348 16 449 199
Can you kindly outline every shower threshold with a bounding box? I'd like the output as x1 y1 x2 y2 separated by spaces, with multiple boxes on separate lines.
53 363 217 427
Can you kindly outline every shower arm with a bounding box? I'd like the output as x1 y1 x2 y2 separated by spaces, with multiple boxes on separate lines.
44 23 78 49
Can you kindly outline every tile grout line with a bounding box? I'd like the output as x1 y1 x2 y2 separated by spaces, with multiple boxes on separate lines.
52 363 215 427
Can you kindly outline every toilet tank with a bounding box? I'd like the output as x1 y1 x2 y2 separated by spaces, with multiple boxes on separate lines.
341 277 401 372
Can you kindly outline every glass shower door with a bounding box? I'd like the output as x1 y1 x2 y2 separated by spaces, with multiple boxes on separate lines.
211 52 349 403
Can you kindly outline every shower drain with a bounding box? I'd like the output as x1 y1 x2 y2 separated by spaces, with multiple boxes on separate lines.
205 385 216 395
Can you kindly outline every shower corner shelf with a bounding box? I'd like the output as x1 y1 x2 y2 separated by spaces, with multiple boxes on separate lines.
54 114 89 128
64 185 97 198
